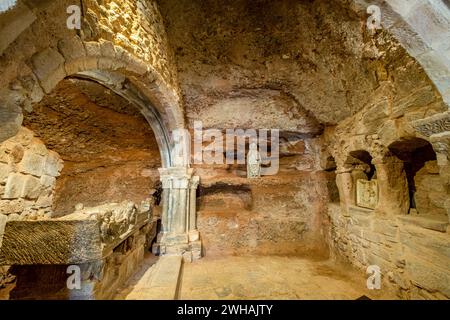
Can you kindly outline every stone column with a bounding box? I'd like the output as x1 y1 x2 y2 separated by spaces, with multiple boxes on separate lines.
154 167 202 261
335 167 353 216
373 157 409 215
188 176 200 242
430 131 450 225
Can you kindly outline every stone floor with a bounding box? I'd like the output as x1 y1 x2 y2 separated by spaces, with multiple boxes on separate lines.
116 254 396 300
179 256 395 300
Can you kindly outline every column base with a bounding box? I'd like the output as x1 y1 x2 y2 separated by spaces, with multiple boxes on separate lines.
152 231 202 262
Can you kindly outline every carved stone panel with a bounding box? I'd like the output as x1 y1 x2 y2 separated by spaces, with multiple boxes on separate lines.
356 179 378 210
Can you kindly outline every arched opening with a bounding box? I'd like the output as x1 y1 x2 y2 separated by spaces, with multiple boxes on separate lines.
388 138 444 216
0 67 178 298
22 77 163 216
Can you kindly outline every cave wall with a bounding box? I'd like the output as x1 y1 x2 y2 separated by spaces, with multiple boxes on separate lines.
193 137 332 257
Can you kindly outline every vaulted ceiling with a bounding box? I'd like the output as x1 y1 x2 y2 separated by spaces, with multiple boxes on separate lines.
157 0 433 134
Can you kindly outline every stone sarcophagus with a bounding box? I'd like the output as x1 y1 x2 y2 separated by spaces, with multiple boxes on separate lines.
0 199 157 299
356 179 378 210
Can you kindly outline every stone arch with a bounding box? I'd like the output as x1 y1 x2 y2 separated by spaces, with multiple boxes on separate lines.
1 38 185 167
351 0 450 107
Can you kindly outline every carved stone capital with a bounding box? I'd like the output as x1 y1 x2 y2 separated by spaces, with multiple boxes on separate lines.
159 167 195 189
190 175 200 189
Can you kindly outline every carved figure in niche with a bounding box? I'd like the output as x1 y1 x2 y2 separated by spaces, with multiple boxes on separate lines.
247 142 261 178
356 179 378 209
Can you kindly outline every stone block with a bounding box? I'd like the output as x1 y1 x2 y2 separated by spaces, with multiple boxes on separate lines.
31 48 67 93
21 175 41 199
36 193 54 209
0 214 6 248
399 225 450 264
57 36 86 61
373 220 398 238
0 199 24 215
392 85 436 118
19 150 45 176
40 175 56 188
0 163 11 184
43 152 63 177
3 173 25 199
363 230 381 244
84 41 102 57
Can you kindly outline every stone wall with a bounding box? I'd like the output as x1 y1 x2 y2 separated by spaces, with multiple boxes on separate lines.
82 0 179 93
323 26 450 299
328 204 449 299
0 127 63 221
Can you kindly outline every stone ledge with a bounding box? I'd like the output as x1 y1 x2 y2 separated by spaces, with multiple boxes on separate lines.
397 214 449 233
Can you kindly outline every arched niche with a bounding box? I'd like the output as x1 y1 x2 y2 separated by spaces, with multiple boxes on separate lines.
388 137 445 217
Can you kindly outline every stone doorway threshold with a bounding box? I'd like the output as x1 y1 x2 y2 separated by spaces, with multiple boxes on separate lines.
115 254 396 300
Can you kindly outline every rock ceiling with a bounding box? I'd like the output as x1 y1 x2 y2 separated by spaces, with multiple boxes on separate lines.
157 0 391 134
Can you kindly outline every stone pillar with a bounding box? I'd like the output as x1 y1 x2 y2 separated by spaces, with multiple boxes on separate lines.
153 167 202 261
373 157 409 215
430 131 450 225
335 167 353 216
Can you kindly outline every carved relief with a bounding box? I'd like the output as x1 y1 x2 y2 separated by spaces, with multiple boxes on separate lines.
75 199 154 244
356 179 378 209
412 112 450 137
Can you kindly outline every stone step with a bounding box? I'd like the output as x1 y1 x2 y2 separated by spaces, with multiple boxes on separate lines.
125 255 183 300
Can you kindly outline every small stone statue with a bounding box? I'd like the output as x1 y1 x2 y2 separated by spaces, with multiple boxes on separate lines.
247 142 261 178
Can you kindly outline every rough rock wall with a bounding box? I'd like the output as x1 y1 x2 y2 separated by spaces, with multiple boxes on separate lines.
195 137 333 257
0 127 63 220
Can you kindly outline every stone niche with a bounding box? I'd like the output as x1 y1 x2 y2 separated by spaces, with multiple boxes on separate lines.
0 199 157 300
356 179 378 210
